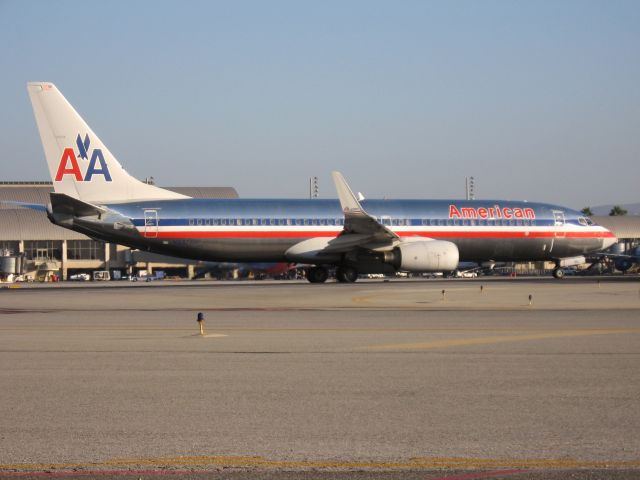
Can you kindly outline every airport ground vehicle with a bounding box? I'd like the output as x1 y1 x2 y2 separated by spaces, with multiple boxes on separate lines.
21 82 617 283
92 271 110 281
69 273 90 281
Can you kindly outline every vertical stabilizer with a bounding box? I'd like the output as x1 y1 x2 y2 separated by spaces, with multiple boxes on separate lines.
27 82 188 204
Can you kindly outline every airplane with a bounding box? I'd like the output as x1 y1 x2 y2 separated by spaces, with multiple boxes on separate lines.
590 244 640 274
23 82 617 283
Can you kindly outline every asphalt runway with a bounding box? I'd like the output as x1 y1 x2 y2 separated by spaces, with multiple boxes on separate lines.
0 278 639 479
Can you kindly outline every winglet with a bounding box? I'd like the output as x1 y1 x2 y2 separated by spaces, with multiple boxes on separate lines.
332 171 399 241
332 171 365 215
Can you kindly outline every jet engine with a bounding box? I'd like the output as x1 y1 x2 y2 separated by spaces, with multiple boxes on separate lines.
387 240 459 272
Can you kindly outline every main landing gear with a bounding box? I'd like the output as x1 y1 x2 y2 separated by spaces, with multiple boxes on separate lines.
307 266 329 283
336 266 358 283
305 266 359 283
552 267 564 279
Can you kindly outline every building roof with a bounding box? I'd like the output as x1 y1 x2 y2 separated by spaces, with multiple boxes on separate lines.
0 183 238 210
592 215 640 240
0 182 238 241
0 209 88 241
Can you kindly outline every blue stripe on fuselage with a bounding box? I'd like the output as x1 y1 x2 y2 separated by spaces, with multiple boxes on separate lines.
107 198 585 225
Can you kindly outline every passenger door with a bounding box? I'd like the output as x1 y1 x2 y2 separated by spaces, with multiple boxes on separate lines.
553 210 566 238
143 209 159 238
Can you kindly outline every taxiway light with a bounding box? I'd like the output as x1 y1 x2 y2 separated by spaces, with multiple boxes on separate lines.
197 312 205 336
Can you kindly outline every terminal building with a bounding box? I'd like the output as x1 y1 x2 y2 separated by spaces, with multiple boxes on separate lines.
592 216 640 252
0 182 238 281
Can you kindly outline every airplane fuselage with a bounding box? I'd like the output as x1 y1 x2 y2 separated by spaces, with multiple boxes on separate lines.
68 198 614 265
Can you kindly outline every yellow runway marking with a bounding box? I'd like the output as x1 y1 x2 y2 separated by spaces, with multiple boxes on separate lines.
351 295 371 305
2 456 640 471
364 328 640 351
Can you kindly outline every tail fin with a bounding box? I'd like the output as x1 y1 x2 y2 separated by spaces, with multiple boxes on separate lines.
27 82 188 204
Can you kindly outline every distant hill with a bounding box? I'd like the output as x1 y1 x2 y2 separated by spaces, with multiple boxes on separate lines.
590 202 640 216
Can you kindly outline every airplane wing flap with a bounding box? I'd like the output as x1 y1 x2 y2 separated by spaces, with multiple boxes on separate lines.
322 233 377 253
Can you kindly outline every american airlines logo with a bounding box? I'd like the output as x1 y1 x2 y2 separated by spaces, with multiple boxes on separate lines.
448 204 535 220
54 134 112 182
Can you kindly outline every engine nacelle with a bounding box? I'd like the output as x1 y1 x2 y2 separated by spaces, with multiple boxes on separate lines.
392 240 459 272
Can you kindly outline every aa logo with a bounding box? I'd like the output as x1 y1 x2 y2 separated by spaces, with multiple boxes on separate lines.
55 134 112 182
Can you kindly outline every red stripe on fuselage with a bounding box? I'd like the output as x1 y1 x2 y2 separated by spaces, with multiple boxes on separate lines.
151 230 614 240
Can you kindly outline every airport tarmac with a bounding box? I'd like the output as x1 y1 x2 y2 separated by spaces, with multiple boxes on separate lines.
0 278 639 479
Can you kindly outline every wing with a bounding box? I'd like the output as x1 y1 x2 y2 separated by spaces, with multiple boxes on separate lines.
284 172 402 262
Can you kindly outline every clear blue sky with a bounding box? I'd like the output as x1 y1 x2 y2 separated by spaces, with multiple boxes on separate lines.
1 0 638 208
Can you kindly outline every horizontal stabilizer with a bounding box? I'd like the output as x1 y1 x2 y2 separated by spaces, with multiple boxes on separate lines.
50 192 106 217
0 201 48 212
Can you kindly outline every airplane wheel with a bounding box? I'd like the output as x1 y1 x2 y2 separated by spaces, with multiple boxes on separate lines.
336 266 358 283
307 266 328 283
553 268 564 279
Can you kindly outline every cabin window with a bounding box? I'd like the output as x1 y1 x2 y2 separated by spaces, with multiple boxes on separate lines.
189 219 194 226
